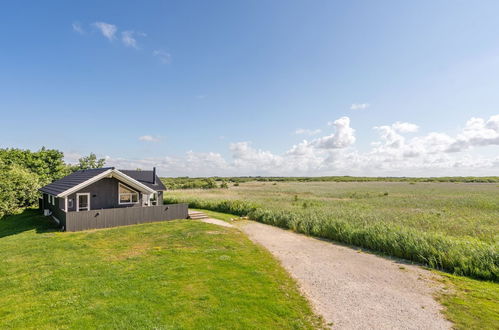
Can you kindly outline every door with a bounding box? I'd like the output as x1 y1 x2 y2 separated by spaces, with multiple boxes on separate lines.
76 193 90 211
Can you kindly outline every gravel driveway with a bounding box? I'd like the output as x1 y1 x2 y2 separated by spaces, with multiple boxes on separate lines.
237 220 452 330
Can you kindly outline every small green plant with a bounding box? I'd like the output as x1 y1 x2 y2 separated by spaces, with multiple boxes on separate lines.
220 181 229 189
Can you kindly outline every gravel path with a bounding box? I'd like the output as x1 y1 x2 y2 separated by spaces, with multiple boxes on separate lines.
199 218 235 228
237 220 452 330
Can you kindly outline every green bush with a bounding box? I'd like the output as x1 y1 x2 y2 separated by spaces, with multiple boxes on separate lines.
0 164 41 218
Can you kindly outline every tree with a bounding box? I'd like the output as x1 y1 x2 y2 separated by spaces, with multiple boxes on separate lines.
203 178 218 189
71 153 106 171
0 162 41 218
0 147 67 185
220 181 229 189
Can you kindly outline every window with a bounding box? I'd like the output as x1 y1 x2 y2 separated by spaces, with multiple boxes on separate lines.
76 193 90 211
68 199 73 209
119 184 139 204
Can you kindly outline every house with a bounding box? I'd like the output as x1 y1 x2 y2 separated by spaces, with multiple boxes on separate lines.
39 167 188 231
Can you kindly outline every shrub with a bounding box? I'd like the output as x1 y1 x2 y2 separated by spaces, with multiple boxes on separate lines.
0 164 41 218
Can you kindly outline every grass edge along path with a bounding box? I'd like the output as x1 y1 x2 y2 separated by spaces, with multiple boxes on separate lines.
166 197 498 282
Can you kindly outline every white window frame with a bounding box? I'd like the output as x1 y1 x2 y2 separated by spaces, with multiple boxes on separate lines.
118 183 139 205
76 193 91 212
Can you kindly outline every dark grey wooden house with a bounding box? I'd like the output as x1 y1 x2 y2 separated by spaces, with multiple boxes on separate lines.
39 167 187 231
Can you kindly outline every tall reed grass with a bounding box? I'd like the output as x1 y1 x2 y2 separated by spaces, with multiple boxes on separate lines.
165 196 498 281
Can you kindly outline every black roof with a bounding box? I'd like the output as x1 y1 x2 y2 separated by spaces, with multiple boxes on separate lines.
120 170 166 191
39 167 113 196
39 167 166 196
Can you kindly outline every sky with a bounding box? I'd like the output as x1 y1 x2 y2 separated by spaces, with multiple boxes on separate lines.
1 0 499 177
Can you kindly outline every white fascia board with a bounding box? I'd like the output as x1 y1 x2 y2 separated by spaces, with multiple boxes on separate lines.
57 169 113 197
111 170 156 194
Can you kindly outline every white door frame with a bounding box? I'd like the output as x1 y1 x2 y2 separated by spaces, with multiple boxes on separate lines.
76 193 91 212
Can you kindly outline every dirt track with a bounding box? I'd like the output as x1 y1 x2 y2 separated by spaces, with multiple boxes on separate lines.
237 220 451 330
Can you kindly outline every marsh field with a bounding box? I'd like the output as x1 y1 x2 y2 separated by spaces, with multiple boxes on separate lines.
164 181 499 281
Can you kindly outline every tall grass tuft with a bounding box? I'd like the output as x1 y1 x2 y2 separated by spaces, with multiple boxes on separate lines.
166 196 499 281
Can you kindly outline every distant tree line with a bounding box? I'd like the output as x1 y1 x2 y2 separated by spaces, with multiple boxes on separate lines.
161 177 229 190
161 175 499 189
0 148 105 218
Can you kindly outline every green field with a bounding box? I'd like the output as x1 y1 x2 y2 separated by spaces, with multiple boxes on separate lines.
0 210 323 329
164 181 499 281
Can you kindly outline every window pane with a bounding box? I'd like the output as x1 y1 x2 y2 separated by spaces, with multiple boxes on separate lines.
119 185 134 194
120 194 131 203
131 193 138 203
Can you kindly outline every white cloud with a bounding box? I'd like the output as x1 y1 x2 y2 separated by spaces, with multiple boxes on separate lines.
153 50 172 64
350 103 370 110
447 115 499 152
121 31 137 48
315 116 356 149
92 22 117 40
74 115 499 177
72 22 84 34
120 31 145 48
392 121 419 133
139 135 160 142
295 128 322 135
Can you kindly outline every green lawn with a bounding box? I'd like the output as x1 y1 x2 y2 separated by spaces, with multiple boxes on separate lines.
0 210 323 329
437 274 499 330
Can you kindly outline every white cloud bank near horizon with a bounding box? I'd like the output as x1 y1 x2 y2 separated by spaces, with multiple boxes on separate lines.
65 114 499 177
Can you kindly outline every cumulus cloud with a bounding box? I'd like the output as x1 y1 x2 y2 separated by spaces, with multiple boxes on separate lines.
295 128 322 135
92 22 117 40
447 115 499 152
350 103 370 110
72 115 499 177
153 50 172 64
138 135 160 142
315 117 356 149
392 121 419 133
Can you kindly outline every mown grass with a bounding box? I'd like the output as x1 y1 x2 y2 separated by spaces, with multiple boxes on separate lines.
165 182 499 281
0 210 323 329
437 273 499 329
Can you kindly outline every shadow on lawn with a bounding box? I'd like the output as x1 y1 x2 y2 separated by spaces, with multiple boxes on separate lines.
0 209 59 238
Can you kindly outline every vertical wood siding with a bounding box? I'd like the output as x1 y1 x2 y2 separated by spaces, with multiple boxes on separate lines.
64 203 188 232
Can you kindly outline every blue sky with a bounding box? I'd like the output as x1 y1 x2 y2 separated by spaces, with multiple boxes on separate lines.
1 1 499 176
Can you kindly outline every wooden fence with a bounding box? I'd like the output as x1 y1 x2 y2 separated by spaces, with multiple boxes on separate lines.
63 203 189 232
